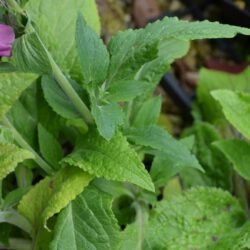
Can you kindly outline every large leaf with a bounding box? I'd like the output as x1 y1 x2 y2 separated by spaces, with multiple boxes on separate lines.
25 0 100 79
212 90 250 139
76 14 109 85
108 17 250 84
0 143 34 181
126 126 202 173
0 72 37 119
197 67 250 122
18 167 92 231
141 187 245 249
62 128 154 192
50 185 120 250
214 139 250 180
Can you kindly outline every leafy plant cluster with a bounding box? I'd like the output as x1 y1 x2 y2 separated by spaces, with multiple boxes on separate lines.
1 0 250 249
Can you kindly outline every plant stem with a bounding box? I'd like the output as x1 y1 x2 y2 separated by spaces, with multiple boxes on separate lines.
0 210 32 234
134 201 145 250
48 55 94 124
2 116 54 175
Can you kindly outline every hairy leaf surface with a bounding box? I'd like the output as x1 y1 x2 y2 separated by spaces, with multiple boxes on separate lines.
0 143 34 180
18 167 92 230
144 187 245 249
0 72 37 119
62 128 154 192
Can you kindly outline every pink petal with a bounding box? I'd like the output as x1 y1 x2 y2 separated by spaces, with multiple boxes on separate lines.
0 24 15 57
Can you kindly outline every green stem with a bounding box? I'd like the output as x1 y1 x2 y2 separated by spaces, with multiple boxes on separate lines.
0 210 32 234
134 201 145 250
2 116 54 175
0 238 32 250
48 55 94 124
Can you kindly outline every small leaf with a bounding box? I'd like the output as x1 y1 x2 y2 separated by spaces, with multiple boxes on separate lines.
214 139 250 180
106 80 150 102
50 185 120 250
62 128 154 192
0 143 34 181
212 90 250 139
131 96 161 128
41 76 80 120
38 124 63 170
180 122 232 190
12 32 51 74
18 167 92 230
91 102 124 140
2 187 30 210
76 13 109 85
0 72 37 119
197 67 250 122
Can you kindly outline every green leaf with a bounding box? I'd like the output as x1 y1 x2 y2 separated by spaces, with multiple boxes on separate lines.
0 72 37 119
197 67 250 122
18 167 92 230
144 187 245 250
212 90 250 139
38 124 63 170
2 187 30 210
210 222 250 250
107 30 158 83
41 76 80 120
12 32 51 74
91 102 124 140
108 17 250 84
126 126 202 174
214 139 250 180
25 0 100 79
106 80 151 102
131 96 161 128
135 38 189 95
62 128 154 192
76 14 109 85
0 143 34 181
50 185 120 250
180 122 232 190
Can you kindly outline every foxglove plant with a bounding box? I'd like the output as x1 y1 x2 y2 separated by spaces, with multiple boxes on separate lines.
0 0 250 249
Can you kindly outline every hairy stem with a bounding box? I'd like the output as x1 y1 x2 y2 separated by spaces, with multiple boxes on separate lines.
2 116 54 175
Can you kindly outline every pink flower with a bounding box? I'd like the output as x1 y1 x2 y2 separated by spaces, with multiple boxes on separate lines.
0 24 15 57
